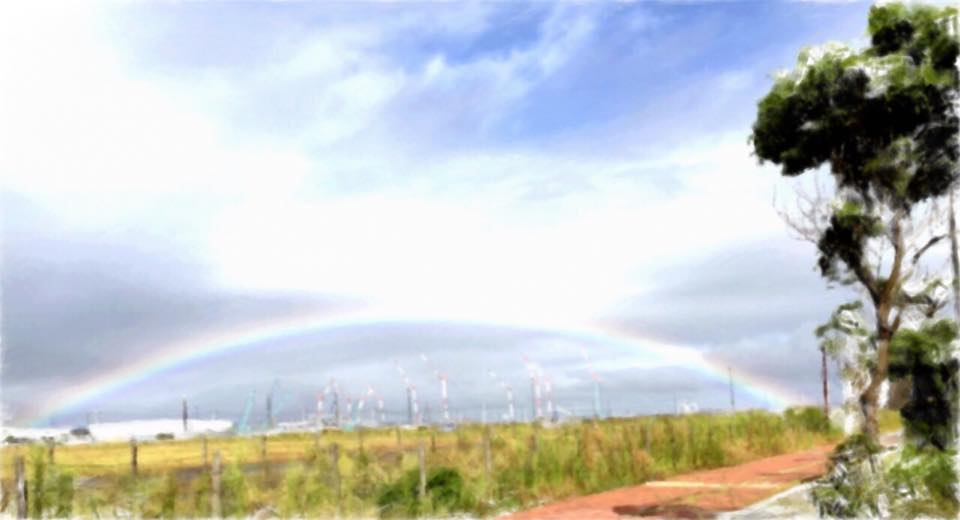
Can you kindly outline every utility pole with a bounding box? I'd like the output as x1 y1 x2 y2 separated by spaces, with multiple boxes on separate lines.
821 347 830 417
728 366 736 413
182 396 188 433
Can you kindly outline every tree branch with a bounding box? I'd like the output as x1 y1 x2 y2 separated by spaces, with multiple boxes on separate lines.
911 234 946 265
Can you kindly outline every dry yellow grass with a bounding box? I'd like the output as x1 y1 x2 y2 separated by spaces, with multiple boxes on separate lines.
0 427 482 479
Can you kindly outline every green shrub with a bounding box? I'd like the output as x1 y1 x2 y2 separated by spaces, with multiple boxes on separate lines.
190 472 212 518
221 462 249 517
810 434 884 518
28 446 47 518
26 445 74 518
886 446 959 518
158 473 177 519
785 406 831 433
376 466 474 518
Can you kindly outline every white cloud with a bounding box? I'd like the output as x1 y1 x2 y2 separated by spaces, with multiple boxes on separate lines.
0 3 313 239
1 1 789 335
205 133 785 328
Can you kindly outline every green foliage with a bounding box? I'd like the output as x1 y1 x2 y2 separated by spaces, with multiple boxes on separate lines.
813 432 960 518
784 406 831 434
752 1 959 285
376 466 474 518
27 445 74 518
157 473 177 519
28 447 46 518
869 3 959 70
886 446 959 518
810 434 885 518
889 319 959 450
190 472 212 518
817 212 882 281
221 461 249 517
280 458 340 517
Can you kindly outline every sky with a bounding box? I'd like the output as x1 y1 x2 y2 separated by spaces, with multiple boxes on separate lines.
0 1 905 427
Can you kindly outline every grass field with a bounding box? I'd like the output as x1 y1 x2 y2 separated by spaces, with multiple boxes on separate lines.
0 408 881 518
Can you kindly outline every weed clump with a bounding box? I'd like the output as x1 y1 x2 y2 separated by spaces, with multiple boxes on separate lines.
376 466 474 518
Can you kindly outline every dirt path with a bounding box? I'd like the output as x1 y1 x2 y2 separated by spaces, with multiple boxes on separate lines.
503 431 902 520
500 445 836 519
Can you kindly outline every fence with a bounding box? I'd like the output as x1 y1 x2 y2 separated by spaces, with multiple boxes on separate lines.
0 410 838 518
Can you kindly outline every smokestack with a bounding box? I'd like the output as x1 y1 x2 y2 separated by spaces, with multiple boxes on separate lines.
530 376 543 420
316 391 325 427
440 375 450 423
266 393 274 429
411 386 420 426
407 386 415 426
332 382 341 428
544 378 556 422
592 380 601 419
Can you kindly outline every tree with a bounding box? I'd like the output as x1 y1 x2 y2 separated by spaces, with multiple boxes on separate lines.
816 301 872 434
751 2 959 441
888 318 958 450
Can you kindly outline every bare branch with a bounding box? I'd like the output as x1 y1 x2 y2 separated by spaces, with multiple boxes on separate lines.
911 234 946 265
774 176 833 245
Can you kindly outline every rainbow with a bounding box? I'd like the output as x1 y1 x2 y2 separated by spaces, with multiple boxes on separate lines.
25 308 810 426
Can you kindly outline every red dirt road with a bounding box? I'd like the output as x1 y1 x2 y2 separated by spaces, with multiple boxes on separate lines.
501 444 836 519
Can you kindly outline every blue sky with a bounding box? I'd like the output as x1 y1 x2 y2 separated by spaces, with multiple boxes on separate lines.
1 1 906 426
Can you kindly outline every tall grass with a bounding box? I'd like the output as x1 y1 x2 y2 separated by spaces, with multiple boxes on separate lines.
0 408 839 518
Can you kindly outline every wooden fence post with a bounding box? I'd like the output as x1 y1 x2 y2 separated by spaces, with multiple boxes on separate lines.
46 439 55 465
417 439 426 501
260 435 268 482
130 438 139 477
210 450 222 518
329 443 341 515
14 455 26 519
482 426 492 479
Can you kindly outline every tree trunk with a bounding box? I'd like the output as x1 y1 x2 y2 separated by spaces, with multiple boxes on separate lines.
859 326 892 441
858 213 904 442
949 189 959 323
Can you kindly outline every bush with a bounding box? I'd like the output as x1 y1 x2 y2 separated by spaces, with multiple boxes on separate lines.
157 473 177 519
221 462 249 517
376 466 474 518
810 434 884 518
27 445 74 518
886 446 959 518
784 406 831 433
